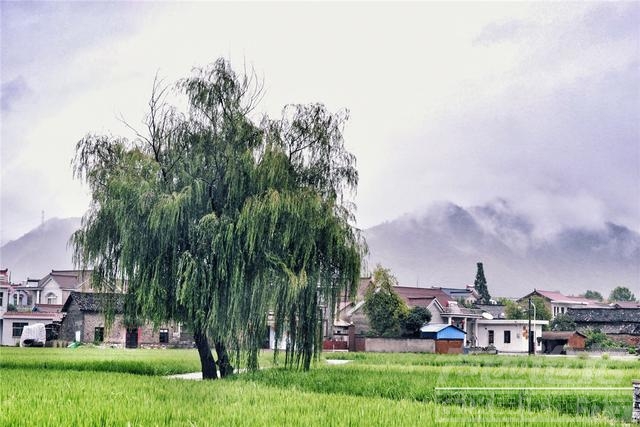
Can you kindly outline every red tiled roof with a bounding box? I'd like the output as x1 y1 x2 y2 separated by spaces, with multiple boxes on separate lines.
394 286 451 307
406 297 436 306
523 289 603 305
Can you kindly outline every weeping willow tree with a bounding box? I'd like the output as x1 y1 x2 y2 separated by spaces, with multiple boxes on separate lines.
72 59 364 379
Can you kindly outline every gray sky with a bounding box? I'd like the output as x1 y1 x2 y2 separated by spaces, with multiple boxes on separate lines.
1 2 639 244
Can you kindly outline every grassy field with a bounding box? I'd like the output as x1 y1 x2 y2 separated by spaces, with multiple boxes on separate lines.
1 347 636 426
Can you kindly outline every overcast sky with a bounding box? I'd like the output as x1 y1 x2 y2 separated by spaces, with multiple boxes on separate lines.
1 2 639 244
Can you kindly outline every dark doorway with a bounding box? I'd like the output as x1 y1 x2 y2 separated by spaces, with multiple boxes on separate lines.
126 327 138 348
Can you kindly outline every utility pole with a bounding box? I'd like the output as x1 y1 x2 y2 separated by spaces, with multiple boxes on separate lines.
528 297 532 356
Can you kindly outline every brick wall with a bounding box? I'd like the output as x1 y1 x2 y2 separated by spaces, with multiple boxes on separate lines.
59 300 83 341
364 338 436 353
61 299 188 347
83 313 127 344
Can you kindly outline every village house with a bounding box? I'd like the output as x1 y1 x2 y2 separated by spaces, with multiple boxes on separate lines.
0 269 94 345
567 306 640 347
336 277 490 348
419 323 466 354
337 279 452 337
1 310 62 346
59 291 190 348
474 319 548 353
0 271 9 315
518 289 606 318
540 331 586 354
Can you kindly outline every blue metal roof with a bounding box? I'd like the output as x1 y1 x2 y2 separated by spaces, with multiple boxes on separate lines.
420 323 466 340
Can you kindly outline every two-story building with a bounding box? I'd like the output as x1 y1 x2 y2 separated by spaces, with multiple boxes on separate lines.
518 289 606 318
0 269 92 345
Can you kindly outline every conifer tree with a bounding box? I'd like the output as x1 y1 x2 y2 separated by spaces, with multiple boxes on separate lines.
474 262 491 304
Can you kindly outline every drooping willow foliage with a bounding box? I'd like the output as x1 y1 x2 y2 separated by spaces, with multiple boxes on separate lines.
72 59 365 377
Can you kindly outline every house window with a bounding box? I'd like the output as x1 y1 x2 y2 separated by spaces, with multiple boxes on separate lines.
488 330 494 345
13 294 18 305
94 327 104 343
46 293 57 304
0 292 3 307
504 330 511 344
159 328 169 344
12 322 28 337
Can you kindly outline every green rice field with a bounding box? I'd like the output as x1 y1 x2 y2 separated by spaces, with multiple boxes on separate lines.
1 347 637 426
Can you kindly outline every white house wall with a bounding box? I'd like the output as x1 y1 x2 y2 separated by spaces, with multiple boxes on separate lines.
1 317 55 346
0 287 8 313
427 302 444 324
268 327 289 350
475 320 547 353
41 279 63 305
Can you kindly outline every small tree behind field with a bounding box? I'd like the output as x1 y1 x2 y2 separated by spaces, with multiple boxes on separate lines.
364 265 408 337
550 314 576 331
582 290 604 301
402 306 432 337
504 300 526 319
609 286 636 302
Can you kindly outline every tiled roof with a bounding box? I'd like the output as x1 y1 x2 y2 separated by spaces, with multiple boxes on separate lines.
440 287 476 298
62 291 125 313
475 304 506 319
522 289 604 306
2 311 63 321
41 270 92 290
568 307 640 323
394 286 452 307
541 331 586 340
405 296 436 306
610 301 640 309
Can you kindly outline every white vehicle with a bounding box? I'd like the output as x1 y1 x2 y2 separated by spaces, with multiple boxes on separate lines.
20 323 46 347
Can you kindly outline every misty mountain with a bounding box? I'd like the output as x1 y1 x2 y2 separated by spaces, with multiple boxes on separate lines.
2 204 638 298
0 217 81 282
364 200 640 297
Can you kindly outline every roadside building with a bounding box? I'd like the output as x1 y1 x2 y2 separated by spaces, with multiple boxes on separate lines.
474 319 548 353
541 331 586 354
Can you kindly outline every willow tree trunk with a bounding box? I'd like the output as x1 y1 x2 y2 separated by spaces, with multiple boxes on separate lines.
194 331 218 380
215 341 234 378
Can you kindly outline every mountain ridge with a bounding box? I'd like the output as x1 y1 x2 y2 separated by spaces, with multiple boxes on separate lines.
0 217 81 282
1 202 638 298
364 200 639 297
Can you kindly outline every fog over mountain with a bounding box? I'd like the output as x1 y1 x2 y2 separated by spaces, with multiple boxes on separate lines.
1 203 638 298
364 200 640 297
0 217 81 282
